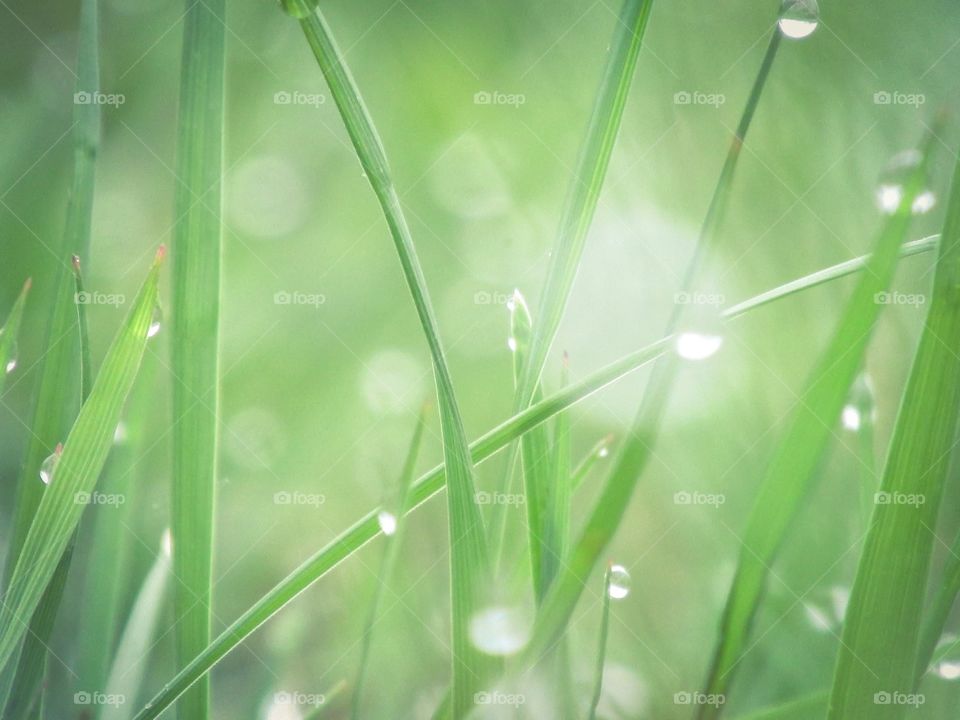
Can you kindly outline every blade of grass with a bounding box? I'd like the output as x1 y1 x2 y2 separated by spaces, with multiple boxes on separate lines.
571 434 614 493
288 7 496 712
700 136 937 719
100 532 172 720
587 564 613 720
0 247 164 676
516 22 786 673
541 354 573 594
351 407 428 720
0 278 30 394
827 146 960 719
917 530 960 684
131 236 940 719
734 690 828 720
169 0 225 717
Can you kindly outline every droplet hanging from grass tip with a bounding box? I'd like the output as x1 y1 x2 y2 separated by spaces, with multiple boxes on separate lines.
147 305 163 339
607 564 631 600
39 443 63 485
778 0 819 39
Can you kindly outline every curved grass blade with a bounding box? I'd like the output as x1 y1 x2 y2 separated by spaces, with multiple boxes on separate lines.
100 533 172 720
587 564 613 720
541 354 573 594
827 147 960 719
701 135 937 719
514 0 655 409
130 237 941 719
351 408 427 720
571 434 614 493
0 247 164 677
289 8 494 712
0 278 30 394
169 0 225 717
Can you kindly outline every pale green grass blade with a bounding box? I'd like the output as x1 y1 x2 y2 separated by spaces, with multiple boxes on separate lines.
0 248 163 676
541 355 572 594
587 564 613 720
130 239 940 719
735 691 828 720
100 534 172 720
0 278 30 395
917 530 960 683
169 0 225 717
514 0 655 409
290 8 494 712
570 434 614 493
827 148 960 719
351 408 427 720
700 136 936 718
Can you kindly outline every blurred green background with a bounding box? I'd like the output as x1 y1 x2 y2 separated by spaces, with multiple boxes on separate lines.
3 0 960 717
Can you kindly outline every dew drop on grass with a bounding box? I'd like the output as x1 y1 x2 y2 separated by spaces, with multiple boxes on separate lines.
468 605 531 656
147 306 162 338
377 510 397 536
39 444 62 485
161 528 173 558
608 564 631 600
507 336 518 352
935 661 960 680
675 332 723 361
114 421 128 444
598 445 610 458
778 0 819 39
841 405 862 431
5 358 16 374
876 150 936 215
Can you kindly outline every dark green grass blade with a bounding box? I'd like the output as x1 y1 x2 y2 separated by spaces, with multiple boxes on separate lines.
130 238 940 719
917 530 960 684
0 278 30 395
291 8 494 712
0 248 163 676
700 136 936 719
514 0 655 409
351 408 427 720
587 565 613 720
170 0 225 717
827 148 960 719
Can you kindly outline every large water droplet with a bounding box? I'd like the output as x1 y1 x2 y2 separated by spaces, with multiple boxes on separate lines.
841 405 862 431
39 446 61 485
675 331 723 361
608 564 631 600
5 358 16 374
147 306 162 338
935 661 960 680
468 606 531 656
778 0 819 39
876 150 936 215
377 510 397 536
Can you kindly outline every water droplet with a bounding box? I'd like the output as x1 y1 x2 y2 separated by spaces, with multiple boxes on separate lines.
608 564 631 600
5 358 16 374
841 405 862 431
675 331 723 361
377 510 397 536
778 0 819 39
161 528 173 558
39 445 62 485
876 150 935 215
598 446 610 458
147 306 162 338
506 336 518 352
469 606 531 656
114 422 128 444
935 661 960 680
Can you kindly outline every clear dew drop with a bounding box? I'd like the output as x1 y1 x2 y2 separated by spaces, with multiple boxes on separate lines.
675 331 723 361
39 448 61 485
468 606 531 656
841 404 862 431
876 150 936 215
114 421 128 444
377 510 397 536
5 358 16 374
598 446 610 458
935 661 960 680
507 336 518 352
147 305 163 339
778 0 819 39
608 564 631 600
161 528 173 558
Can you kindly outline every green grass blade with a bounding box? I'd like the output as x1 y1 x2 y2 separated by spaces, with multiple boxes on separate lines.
917 529 960 684
514 0 655 409
100 533 172 720
587 564 613 720
351 408 427 720
130 238 940 719
734 691 828 720
827 148 960 719
169 0 225 717
0 278 30 394
701 137 936 718
72 255 93 399
570 434 614 493
541 355 573 594
0 247 163 676
291 8 494 712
